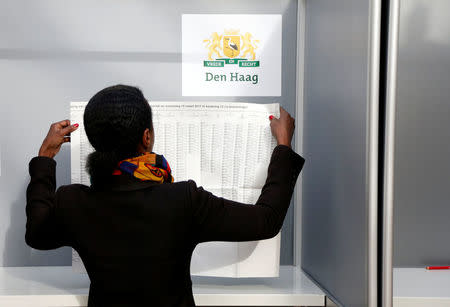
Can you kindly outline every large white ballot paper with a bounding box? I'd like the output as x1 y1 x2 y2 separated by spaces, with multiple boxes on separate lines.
71 101 280 277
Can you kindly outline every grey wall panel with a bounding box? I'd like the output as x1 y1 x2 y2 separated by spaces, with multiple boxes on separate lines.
0 0 298 266
302 1 371 307
393 0 450 266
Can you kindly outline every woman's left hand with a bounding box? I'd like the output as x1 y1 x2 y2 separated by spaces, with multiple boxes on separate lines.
38 120 79 158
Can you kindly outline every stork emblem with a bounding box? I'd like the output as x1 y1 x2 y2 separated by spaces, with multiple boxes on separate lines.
223 36 240 58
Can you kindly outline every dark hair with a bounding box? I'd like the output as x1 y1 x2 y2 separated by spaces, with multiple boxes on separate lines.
84 85 152 186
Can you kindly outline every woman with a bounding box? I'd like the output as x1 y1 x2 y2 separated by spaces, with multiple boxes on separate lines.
26 85 304 307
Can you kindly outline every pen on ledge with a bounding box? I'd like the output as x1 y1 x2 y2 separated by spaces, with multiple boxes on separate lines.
426 266 450 270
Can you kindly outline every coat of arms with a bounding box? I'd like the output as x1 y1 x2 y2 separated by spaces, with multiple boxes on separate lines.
203 29 260 67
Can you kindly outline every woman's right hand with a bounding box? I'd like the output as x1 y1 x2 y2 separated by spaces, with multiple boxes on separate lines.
269 107 295 148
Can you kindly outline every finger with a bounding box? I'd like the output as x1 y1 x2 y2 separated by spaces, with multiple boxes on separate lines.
61 123 79 136
279 107 288 117
63 137 71 143
55 119 71 129
269 115 279 123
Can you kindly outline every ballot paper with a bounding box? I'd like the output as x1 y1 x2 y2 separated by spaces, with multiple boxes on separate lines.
71 101 281 277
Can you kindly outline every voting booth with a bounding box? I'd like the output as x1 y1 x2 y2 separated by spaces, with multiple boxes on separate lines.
1 0 449 307
0 1 374 306
383 1 450 306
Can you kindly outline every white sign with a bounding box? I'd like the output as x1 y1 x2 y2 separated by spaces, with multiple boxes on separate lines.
182 14 282 96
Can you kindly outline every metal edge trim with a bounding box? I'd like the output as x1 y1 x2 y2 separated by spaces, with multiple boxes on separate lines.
382 0 401 306
294 0 306 268
367 0 382 306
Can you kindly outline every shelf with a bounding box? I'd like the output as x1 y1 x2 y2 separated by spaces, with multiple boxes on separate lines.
0 265 325 306
394 268 450 307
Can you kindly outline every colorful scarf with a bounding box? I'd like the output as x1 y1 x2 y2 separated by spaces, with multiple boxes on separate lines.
112 152 174 183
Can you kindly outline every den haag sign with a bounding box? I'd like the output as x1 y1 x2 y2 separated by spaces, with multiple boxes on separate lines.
182 14 282 96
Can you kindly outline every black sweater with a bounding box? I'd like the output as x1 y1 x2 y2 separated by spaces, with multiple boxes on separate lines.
26 145 304 307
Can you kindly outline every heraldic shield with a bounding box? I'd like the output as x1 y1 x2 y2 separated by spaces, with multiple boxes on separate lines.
223 35 240 58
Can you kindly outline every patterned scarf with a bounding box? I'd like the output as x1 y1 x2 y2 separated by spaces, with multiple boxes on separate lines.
112 152 174 183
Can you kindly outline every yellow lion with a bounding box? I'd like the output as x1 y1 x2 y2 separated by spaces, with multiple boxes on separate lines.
203 32 223 60
240 32 259 61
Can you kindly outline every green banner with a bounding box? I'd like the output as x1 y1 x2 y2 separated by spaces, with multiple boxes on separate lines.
216 58 247 65
203 61 224 67
239 61 260 67
205 58 260 67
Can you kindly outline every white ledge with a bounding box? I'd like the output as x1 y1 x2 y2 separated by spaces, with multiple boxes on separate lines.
0 265 325 306
394 268 450 307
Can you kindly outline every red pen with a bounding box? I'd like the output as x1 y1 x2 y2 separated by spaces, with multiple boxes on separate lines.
426 266 450 270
